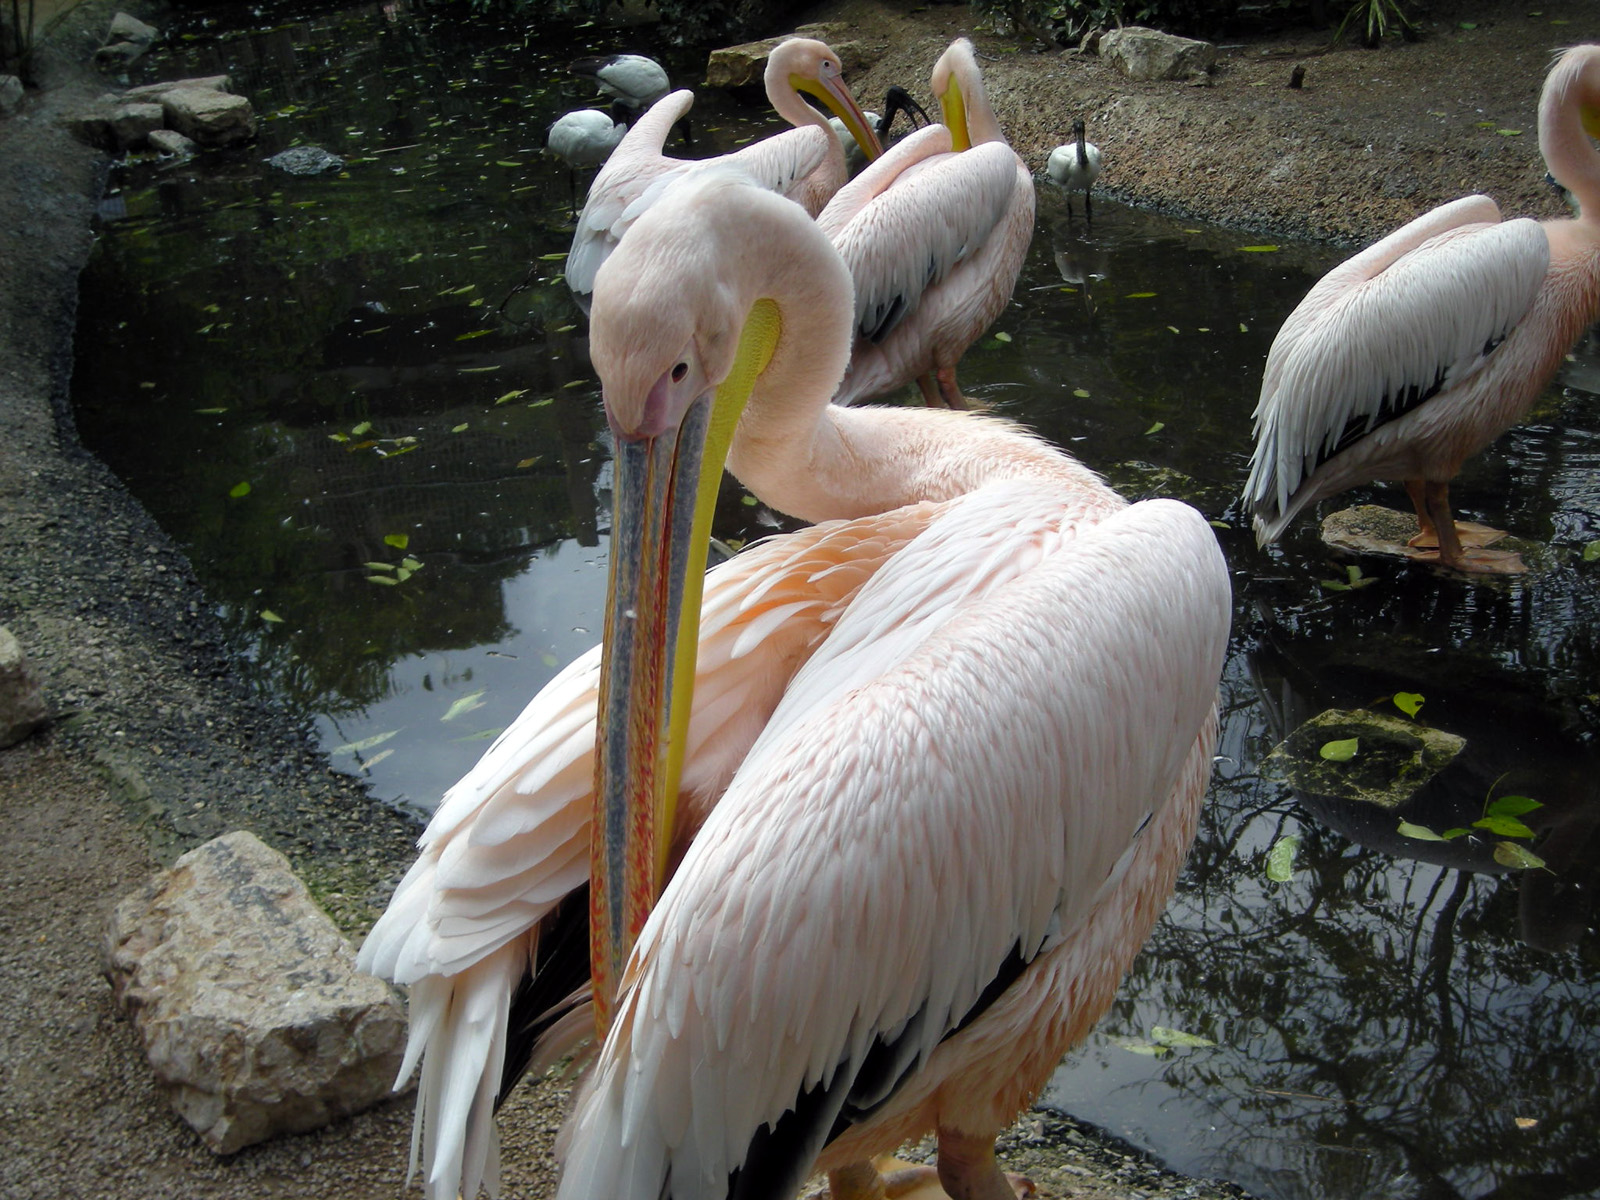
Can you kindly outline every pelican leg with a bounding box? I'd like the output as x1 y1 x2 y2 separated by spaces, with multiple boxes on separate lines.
934 366 974 411
1407 481 1526 574
934 1129 1036 1200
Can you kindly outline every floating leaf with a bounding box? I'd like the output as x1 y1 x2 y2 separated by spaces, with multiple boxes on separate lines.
352 420 373 436
460 366 500 374
195 406 228 414
364 560 396 572
741 495 759 506
1073 388 1090 398
1393 691 1424 718
331 729 399 754
993 331 1012 343
260 609 284 624
456 329 492 341
1494 841 1546 870
516 456 539 469
1582 539 1600 562
496 389 530 406
1488 794 1542 818
1497 129 1522 137
1239 245 1280 253
1151 1025 1217 1049
452 727 505 742
1398 819 1446 842
363 747 396 769
402 557 423 571
1266 834 1300 882
329 432 349 443
537 252 567 261
1238 322 1249 333
442 690 488 721
1126 291 1157 298
1113 1037 1171 1058
1458 20 1478 28
1319 737 1359 762
366 574 399 586
1473 813 1536 839
1145 421 1165 435
228 480 251 498
1167 325 1180 334
452 422 469 433
384 533 410 550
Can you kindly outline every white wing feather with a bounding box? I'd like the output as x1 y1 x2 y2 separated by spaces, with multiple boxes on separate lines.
1244 195 1549 532
822 127 1017 345
557 493 1231 1200
357 505 948 1200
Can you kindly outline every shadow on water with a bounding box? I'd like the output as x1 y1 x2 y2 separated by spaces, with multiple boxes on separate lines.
70 2 1600 1198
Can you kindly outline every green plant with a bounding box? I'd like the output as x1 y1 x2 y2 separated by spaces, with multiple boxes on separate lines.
1334 0 1414 47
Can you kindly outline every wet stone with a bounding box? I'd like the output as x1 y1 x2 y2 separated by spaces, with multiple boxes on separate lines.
266 145 345 175
1262 707 1466 809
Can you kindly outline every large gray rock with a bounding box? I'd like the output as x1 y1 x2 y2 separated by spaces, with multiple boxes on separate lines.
148 127 198 158
110 101 164 150
1099 26 1216 82
102 830 408 1154
0 627 48 748
96 11 159 67
160 87 256 147
705 26 868 89
124 74 231 101
0 74 23 115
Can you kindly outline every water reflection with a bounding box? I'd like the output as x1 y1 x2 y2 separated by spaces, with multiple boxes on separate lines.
69 4 1600 1198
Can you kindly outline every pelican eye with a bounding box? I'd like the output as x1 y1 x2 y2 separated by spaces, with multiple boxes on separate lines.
671 362 688 382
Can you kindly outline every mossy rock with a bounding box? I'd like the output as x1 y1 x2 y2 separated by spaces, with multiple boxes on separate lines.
1262 707 1465 809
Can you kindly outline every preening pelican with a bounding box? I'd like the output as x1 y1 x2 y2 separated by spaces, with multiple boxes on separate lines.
1242 44 1600 573
579 167 1226 1198
1045 118 1102 221
570 52 670 113
357 166 1230 1200
563 37 883 311
828 38 1035 409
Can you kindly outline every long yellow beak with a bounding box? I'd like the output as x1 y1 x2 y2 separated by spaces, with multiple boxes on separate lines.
939 78 971 152
590 300 781 1037
795 71 885 162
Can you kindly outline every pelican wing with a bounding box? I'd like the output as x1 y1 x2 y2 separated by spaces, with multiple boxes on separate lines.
1244 197 1549 536
557 491 1231 1200
567 92 831 307
821 127 1018 345
356 503 948 1200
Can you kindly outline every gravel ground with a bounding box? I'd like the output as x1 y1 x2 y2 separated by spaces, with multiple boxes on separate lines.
0 0 1590 1197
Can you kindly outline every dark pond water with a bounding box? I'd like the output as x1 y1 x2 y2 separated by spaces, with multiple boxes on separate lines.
72 4 1600 1198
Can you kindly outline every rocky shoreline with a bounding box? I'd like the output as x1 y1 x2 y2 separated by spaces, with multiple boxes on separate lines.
1 0 1590 1196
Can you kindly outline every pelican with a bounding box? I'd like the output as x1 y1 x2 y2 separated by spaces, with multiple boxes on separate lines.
570 52 670 113
356 165 1230 1200
566 167 1229 1200
1242 44 1600 573
563 37 883 311
1045 118 1101 221
828 38 1035 409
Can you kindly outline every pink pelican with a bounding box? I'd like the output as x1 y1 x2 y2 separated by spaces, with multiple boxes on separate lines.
563 38 883 311
1242 44 1600 573
359 166 1229 1200
829 38 1036 409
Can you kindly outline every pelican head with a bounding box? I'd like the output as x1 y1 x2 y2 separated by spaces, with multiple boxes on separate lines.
768 37 884 162
931 37 980 151
586 169 849 1031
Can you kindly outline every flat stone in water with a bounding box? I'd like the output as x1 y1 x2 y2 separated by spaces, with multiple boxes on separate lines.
1320 504 1540 573
1262 707 1465 809
266 145 344 175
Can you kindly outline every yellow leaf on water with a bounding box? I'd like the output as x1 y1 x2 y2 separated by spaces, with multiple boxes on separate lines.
1239 245 1280 253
